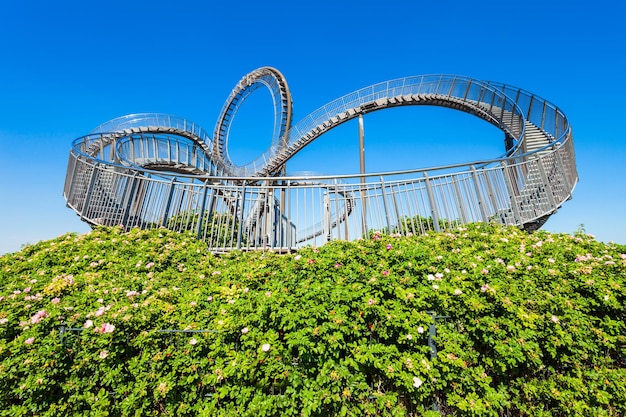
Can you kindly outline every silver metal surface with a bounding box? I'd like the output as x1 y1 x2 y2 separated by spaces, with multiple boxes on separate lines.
64 69 577 251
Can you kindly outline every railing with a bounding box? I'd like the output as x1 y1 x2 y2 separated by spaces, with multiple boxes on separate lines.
64 74 577 251
224 75 527 177
64 140 575 252
90 113 213 147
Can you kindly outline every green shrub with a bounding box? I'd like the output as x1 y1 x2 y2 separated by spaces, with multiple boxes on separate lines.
0 223 624 416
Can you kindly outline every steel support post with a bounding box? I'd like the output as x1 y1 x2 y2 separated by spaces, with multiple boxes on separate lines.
359 115 368 237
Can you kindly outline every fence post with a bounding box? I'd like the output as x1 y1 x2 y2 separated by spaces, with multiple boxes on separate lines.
427 311 450 413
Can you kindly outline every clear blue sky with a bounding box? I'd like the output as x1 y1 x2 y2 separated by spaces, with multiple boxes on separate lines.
1 0 625 254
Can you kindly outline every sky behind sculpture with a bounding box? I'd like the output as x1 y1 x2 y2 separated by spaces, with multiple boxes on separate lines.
1 0 625 254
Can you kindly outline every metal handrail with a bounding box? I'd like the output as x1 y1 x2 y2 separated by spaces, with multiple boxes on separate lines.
225 75 527 177
64 72 577 251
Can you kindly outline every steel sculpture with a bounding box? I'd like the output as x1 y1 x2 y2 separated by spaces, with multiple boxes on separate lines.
64 67 578 251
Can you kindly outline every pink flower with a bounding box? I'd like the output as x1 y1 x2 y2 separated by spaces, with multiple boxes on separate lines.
51 297 60 304
265 291 272 297
189 338 197 345
24 337 35 345
382 270 390 276
23 287 31 293
126 290 139 297
481 268 489 275
413 376 423 388
481 284 489 293
0 318 8 324
190 301 197 307
334 263 342 268
307 259 315 265
95 323 115 334
99 350 109 359
95 307 106 317
368 298 375 305
551 315 559 323
207 296 213 301
261 343 271 352
417 326 425 334
406 334 413 340
30 309 48 324
145 262 155 269
454 289 462 295
84 319 94 328
620 254 626 260
386 244 392 250
241 327 249 334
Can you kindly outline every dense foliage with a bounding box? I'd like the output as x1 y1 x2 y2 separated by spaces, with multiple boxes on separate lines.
0 223 624 416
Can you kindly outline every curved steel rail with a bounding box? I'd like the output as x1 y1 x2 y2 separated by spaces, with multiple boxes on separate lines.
64 69 577 251
212 67 292 175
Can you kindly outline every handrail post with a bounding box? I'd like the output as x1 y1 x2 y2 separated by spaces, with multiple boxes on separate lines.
500 161 522 225
161 177 177 227
423 173 440 233
470 166 489 223
536 157 557 209
196 181 210 240
380 176 392 234
236 183 247 250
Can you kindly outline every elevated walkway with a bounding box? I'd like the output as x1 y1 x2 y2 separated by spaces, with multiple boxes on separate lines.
64 71 577 251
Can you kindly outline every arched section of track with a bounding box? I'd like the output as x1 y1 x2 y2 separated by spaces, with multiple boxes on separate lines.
212 67 292 174
230 75 528 178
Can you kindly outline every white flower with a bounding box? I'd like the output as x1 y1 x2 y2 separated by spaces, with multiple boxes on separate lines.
241 327 249 334
83 319 94 328
189 338 197 345
417 326 425 334
413 376 423 388
261 343 271 352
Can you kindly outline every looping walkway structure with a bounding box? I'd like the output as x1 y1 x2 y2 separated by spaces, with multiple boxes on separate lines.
64 67 578 251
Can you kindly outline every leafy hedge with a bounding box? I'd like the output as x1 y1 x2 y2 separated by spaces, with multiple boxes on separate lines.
0 224 624 416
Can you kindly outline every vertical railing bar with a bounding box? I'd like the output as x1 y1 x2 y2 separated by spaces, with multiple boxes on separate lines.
380 176 392 234
470 166 489 223
423 173 440 233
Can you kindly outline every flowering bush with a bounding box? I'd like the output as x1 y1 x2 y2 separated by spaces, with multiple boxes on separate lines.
0 224 624 416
